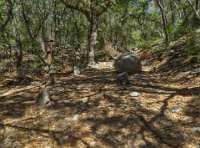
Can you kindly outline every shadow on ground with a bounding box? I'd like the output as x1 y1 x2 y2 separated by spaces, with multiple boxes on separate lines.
0 67 199 147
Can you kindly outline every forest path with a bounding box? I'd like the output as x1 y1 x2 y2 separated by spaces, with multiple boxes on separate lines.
0 59 199 147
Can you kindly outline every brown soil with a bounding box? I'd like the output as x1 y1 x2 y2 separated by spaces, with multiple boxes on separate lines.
0 53 199 148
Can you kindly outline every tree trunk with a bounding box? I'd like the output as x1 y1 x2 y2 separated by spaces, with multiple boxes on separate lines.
185 0 200 20
196 0 199 10
13 17 23 77
156 0 169 45
87 21 97 66
46 40 55 85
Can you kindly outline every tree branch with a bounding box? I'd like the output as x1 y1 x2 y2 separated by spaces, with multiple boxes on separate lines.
0 0 15 34
185 0 200 20
96 0 113 18
60 0 91 22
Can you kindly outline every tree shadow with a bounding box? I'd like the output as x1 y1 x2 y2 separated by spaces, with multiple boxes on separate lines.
0 67 199 147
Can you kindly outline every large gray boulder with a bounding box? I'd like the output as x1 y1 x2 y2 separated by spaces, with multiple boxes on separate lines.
114 53 142 74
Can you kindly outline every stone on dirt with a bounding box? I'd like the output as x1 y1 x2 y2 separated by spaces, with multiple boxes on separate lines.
117 72 130 85
114 53 142 74
129 92 140 97
35 87 51 108
73 66 80 76
191 127 200 132
171 106 182 113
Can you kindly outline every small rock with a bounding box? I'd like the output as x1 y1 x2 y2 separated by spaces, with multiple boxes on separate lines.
90 141 96 146
117 72 130 85
72 115 79 121
13 141 21 147
88 102 94 106
0 129 4 134
190 68 200 74
164 94 171 97
148 81 155 86
109 103 115 107
171 106 182 113
49 69 56 74
31 81 41 86
191 127 200 132
142 60 148 66
182 133 189 139
81 97 89 103
74 66 80 76
134 74 139 77
130 92 140 97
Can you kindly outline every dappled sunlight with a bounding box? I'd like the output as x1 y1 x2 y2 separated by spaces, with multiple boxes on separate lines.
0 61 199 147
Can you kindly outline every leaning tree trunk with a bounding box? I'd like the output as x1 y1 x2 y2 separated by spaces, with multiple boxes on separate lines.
87 21 97 66
185 0 200 21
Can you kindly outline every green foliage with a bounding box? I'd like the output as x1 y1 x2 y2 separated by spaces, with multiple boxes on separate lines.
26 60 41 69
182 32 200 63
136 40 152 51
0 0 200 71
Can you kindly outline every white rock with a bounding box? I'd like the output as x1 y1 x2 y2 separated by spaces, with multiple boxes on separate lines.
191 127 200 132
81 97 89 103
129 92 140 97
171 106 182 113
148 82 155 86
164 94 171 97
90 141 96 146
74 66 80 75
72 114 79 121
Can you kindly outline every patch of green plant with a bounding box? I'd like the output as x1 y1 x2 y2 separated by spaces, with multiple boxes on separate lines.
173 19 194 40
26 60 42 69
181 32 200 63
136 40 152 51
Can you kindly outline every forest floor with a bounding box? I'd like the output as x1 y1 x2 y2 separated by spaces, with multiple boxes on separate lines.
0 50 199 148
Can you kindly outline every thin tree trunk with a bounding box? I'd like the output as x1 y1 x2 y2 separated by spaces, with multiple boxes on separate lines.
156 0 169 45
12 17 23 77
174 1 182 18
185 0 200 20
46 40 55 85
196 0 199 10
87 21 97 65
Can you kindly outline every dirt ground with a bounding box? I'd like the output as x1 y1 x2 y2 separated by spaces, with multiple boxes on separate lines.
0 54 199 148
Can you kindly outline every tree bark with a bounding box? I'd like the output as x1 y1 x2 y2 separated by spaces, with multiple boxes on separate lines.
46 40 55 85
196 0 199 10
60 0 112 66
87 21 97 65
12 17 23 77
185 0 200 20
156 0 169 45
